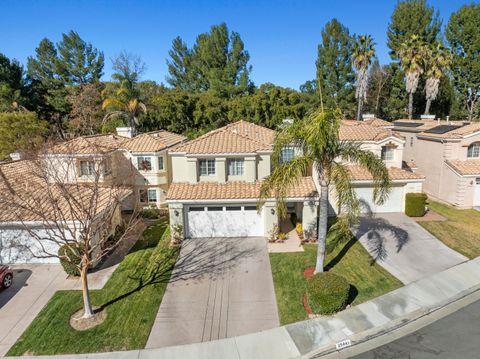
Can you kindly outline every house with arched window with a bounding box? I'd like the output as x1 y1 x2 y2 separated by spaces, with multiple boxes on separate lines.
393 121 480 209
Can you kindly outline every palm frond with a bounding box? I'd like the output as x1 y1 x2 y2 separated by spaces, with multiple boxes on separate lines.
330 162 360 223
102 98 125 111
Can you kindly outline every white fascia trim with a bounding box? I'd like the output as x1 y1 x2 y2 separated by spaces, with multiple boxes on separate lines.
351 178 425 185
416 135 460 142
377 136 406 145
185 153 258 158
444 162 479 178
0 220 80 228
166 196 318 204
463 131 480 139
169 152 187 156
44 153 110 159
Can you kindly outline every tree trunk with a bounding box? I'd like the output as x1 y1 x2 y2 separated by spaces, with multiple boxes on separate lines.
315 183 329 273
408 92 414 120
356 98 363 121
424 99 431 115
80 260 94 318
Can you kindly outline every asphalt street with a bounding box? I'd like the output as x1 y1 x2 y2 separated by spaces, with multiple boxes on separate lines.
352 299 480 359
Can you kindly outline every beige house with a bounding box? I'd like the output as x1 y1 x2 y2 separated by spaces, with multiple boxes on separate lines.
393 120 480 208
166 120 424 240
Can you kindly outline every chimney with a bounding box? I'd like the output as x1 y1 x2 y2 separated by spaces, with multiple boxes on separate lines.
362 114 375 121
116 127 134 138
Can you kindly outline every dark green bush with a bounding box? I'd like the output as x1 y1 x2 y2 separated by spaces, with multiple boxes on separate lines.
58 243 83 276
306 272 350 315
140 207 161 219
405 193 427 217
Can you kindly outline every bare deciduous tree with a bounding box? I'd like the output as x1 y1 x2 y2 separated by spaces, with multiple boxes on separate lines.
0 142 138 319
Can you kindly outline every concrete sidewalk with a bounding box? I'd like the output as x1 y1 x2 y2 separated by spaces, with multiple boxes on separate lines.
352 213 467 284
8 257 480 359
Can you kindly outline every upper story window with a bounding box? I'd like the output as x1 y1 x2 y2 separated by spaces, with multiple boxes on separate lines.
228 159 244 176
158 156 164 170
467 143 480 158
199 159 215 176
137 156 152 171
280 147 295 163
79 160 95 176
139 188 157 203
381 146 394 161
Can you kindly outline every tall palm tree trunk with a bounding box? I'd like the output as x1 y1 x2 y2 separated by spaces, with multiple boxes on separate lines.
315 182 329 273
356 98 363 121
424 99 432 115
408 92 414 119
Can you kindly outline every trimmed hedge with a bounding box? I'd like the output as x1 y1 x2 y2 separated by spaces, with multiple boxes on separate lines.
58 244 83 276
306 272 350 315
405 193 427 217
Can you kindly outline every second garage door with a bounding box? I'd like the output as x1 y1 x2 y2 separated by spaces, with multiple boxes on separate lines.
186 205 264 238
354 185 405 213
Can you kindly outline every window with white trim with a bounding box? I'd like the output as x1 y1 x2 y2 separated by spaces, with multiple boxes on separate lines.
79 160 95 176
467 143 480 158
381 146 394 161
139 189 157 203
137 156 152 171
228 159 244 176
280 147 295 163
199 159 215 176
158 156 164 170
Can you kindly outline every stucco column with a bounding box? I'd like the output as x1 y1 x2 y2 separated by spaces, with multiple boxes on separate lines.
302 199 318 240
245 156 257 182
169 203 185 242
216 157 227 183
186 158 197 183
263 201 278 239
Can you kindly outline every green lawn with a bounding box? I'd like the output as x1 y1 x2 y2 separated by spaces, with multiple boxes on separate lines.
8 219 179 356
419 201 480 259
270 232 403 325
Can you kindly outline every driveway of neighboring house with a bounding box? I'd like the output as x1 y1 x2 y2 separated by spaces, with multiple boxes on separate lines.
0 264 65 356
146 236 280 349
352 213 468 284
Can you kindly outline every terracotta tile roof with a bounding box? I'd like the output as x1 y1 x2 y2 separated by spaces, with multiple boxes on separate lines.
348 165 425 181
362 118 393 127
418 122 480 139
171 120 275 154
445 160 480 176
339 123 403 142
123 131 186 152
166 177 317 201
50 134 127 155
0 160 132 222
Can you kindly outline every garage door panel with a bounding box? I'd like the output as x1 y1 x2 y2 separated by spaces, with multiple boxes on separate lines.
187 205 263 238
355 186 404 213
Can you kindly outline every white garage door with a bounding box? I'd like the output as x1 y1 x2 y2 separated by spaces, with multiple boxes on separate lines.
186 205 264 238
0 228 61 264
355 186 405 213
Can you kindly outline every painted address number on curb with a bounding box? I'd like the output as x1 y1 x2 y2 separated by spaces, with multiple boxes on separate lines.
336 339 352 350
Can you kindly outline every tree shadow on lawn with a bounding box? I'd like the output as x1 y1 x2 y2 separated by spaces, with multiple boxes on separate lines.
98 237 258 310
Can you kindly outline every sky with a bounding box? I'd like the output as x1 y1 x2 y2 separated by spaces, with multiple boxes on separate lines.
0 0 470 90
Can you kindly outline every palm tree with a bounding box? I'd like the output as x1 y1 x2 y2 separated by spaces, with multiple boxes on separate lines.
424 43 451 115
399 35 426 119
352 35 376 121
259 109 390 273
102 86 146 135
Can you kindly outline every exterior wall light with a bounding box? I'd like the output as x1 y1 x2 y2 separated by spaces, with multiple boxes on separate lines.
271 208 275 215
174 210 179 217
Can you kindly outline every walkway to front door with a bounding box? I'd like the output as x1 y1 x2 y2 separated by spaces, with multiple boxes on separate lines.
146 237 280 348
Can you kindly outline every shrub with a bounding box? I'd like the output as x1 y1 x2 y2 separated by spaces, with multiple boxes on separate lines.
295 223 302 235
306 272 350 315
405 193 427 217
140 206 161 219
58 243 83 276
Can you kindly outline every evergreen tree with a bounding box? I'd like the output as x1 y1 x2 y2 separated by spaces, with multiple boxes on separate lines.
387 0 441 59
315 19 355 118
446 3 480 121
0 53 25 111
166 37 194 91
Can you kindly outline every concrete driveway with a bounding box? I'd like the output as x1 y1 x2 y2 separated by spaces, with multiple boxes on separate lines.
0 264 65 356
146 237 280 348
352 213 468 284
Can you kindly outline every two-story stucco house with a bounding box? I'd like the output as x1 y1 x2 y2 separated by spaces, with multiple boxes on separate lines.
166 120 425 240
166 121 319 239
332 121 425 214
122 130 186 207
393 120 480 208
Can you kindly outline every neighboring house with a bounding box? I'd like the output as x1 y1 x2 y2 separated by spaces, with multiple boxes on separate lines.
166 120 424 240
393 120 480 208
122 130 186 207
329 121 425 214
166 121 319 239
0 160 131 264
